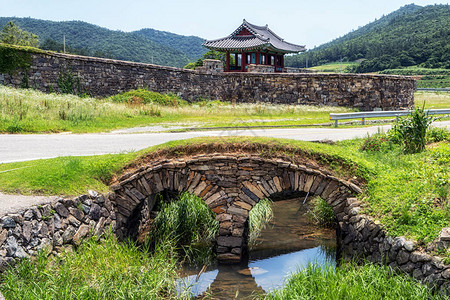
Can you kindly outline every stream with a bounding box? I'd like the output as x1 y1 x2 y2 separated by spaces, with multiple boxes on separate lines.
177 197 337 299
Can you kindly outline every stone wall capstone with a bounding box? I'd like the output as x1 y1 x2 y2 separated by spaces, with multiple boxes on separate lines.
1 51 416 111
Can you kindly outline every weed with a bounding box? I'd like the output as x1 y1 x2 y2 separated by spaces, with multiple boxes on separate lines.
264 261 446 299
307 196 336 228
146 192 219 266
248 198 273 247
390 105 434 153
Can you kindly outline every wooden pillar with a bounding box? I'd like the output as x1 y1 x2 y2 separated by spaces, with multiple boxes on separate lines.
281 55 285 69
256 51 260 65
241 51 245 72
226 51 230 72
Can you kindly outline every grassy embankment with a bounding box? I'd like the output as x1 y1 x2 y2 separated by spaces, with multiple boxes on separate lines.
307 61 360 73
0 86 355 133
380 67 450 89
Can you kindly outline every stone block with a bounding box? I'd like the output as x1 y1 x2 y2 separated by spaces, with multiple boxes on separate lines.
217 236 242 248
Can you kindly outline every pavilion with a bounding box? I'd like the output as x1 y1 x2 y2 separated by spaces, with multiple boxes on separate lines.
203 19 306 73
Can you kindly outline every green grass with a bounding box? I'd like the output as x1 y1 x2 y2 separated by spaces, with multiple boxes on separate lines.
147 192 219 266
0 86 355 133
248 198 274 247
415 92 450 109
308 61 359 73
263 261 446 300
0 153 137 195
0 234 188 300
380 67 450 88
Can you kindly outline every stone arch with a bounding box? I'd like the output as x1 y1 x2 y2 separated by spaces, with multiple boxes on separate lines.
110 153 362 262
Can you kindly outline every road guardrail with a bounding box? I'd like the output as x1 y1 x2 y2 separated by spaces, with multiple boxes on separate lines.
330 109 450 127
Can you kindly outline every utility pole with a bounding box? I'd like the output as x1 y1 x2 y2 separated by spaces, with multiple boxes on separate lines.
340 55 343 73
63 34 66 53
305 57 308 69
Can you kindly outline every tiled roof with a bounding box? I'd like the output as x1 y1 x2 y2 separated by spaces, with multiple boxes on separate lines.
203 19 306 53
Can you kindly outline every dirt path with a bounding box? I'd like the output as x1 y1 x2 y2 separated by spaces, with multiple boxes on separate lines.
0 192 58 216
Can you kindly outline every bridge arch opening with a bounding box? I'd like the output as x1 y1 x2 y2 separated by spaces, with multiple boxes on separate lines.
110 150 361 263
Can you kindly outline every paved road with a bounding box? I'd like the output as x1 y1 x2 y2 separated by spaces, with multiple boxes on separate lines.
0 121 449 164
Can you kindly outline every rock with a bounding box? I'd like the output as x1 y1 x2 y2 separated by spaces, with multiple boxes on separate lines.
396 250 410 265
89 204 101 221
72 225 90 246
53 213 62 230
93 217 106 237
217 236 242 248
95 195 106 204
88 190 98 198
14 246 29 258
0 257 15 272
238 267 268 276
37 238 53 254
22 221 32 242
5 236 18 256
62 226 76 243
69 208 84 222
439 228 450 241
0 229 8 246
2 217 16 228
67 215 81 227
81 204 90 214
54 203 69 218
442 268 450 279
403 241 415 251
24 209 34 220
53 232 63 246
392 237 406 251
410 251 431 263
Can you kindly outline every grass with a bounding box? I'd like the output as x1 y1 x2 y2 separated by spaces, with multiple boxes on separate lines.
263 261 446 300
0 153 137 195
248 198 274 247
380 67 450 88
0 85 355 133
307 196 337 228
0 233 188 300
308 61 359 73
147 192 219 266
415 91 450 109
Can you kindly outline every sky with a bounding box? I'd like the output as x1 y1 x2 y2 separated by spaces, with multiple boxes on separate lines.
0 0 448 49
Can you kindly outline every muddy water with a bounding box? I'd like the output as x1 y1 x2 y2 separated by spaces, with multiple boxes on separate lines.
177 198 337 299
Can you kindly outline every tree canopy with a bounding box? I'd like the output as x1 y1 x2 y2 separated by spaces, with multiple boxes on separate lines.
0 21 39 47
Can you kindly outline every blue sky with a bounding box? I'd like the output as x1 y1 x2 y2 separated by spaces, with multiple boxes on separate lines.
1 0 448 49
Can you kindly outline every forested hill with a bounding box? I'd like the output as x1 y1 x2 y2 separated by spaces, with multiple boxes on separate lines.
285 4 450 72
0 17 203 68
133 28 206 60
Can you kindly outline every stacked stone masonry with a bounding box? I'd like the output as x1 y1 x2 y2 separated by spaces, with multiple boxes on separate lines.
0 191 116 272
0 51 415 111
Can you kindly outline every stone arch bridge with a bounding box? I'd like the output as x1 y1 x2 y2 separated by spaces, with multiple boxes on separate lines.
110 147 362 262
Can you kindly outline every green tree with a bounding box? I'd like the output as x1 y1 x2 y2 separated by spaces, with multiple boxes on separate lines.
0 21 39 47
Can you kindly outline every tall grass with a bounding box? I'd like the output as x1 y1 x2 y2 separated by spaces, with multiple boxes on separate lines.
147 192 219 266
249 198 274 247
0 86 355 133
0 233 189 300
264 261 446 300
307 196 337 228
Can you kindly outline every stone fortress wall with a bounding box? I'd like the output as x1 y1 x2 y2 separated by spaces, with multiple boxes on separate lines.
0 50 416 111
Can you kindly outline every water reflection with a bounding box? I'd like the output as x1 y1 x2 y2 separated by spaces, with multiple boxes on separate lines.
177 198 337 299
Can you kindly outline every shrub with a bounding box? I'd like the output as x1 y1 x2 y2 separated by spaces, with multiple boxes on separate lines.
389 106 434 153
360 133 393 152
426 127 449 143
6 120 24 133
109 89 187 106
